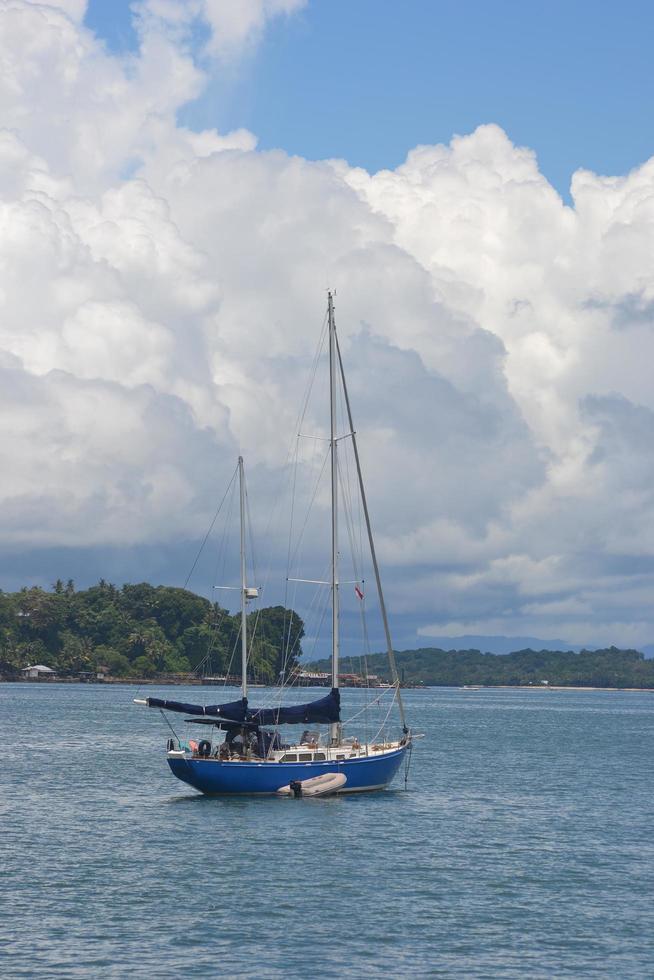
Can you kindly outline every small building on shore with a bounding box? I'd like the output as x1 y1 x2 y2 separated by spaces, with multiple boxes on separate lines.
295 670 331 687
21 664 56 680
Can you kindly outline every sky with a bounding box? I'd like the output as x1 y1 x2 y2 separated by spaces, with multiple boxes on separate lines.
84 0 654 201
2 0 654 654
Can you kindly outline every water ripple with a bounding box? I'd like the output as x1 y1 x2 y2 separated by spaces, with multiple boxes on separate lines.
1 683 653 977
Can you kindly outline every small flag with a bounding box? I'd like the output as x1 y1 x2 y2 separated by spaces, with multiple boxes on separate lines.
354 584 364 600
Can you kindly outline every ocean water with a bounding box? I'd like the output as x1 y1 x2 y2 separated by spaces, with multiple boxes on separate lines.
1 683 653 978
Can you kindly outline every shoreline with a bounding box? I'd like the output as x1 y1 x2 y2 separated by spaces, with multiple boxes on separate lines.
0 676 204 686
1 678 653 692
465 684 654 693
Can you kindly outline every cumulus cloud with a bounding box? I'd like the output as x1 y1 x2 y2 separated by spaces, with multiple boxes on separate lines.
1 0 654 648
134 0 307 58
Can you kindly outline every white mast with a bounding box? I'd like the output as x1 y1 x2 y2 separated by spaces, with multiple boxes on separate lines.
328 292 341 745
238 455 248 700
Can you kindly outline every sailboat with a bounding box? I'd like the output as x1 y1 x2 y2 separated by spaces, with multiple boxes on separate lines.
135 293 412 794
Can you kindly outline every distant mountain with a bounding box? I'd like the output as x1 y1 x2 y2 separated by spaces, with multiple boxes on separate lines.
308 645 654 688
415 635 654 659
421 634 582 655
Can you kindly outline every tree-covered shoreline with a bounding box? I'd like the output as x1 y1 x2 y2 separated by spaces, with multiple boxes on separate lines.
0 580 303 682
308 645 654 689
3 580 653 690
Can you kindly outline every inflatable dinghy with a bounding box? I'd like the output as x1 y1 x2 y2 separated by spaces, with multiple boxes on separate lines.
277 772 347 798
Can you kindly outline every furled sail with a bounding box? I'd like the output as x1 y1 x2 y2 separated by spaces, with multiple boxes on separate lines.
144 689 340 726
248 688 340 726
145 696 248 722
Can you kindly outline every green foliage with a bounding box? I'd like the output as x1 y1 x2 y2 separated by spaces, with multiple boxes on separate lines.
0 581 304 679
130 655 157 678
308 645 654 689
94 646 130 676
248 606 304 684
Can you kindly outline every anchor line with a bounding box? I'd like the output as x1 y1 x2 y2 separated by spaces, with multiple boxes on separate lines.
404 740 413 791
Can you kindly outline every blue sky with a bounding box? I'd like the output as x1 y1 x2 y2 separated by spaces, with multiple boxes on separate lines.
85 0 654 199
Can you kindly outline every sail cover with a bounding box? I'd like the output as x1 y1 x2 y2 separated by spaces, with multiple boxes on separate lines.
145 696 248 722
248 688 340 726
145 689 340 726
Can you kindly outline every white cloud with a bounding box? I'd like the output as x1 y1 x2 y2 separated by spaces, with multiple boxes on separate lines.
134 0 307 58
1 1 654 648
200 0 307 56
37 0 87 21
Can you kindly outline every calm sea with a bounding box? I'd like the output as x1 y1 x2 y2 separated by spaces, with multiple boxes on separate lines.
1 683 653 978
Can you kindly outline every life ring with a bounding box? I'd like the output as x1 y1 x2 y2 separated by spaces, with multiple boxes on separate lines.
197 739 212 757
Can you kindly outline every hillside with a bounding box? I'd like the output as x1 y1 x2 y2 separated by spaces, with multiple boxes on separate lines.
308 646 654 689
0 580 303 681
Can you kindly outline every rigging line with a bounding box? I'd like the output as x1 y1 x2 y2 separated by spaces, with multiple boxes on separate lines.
338 450 373 722
334 330 408 732
278 539 319 706
282 436 327 675
280 305 329 626
184 463 239 590
241 446 297 681
283 309 329 559
234 345 319 675
243 457 289 629
279 592 323 697
222 619 242 689
281 437 300 676
295 580 331 666
211 474 237 605
242 473 263 665
370 687 399 745
212 465 264 686
276 555 327 707
198 572 234 675
159 709 181 744
196 477 238 680
216 467 237 570
290 309 329 456
276 578 331 699
282 427 323 674
337 428 367 598
338 458 363 586
277 311 328 676
275 310 331 705
250 455 308 690
281 576 302 703
197 601 230 679
355 591 373 697
216 606 243 690
282 318 329 578
297 555 332 637
287 445 331 570
354 407 365 588
337 359 358 560
341 684 394 726
277 445 331 703
277 567 331 698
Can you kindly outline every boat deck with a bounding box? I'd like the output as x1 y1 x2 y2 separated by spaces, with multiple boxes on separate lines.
174 738 407 764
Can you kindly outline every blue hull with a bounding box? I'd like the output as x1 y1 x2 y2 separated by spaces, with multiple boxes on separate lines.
167 746 407 795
